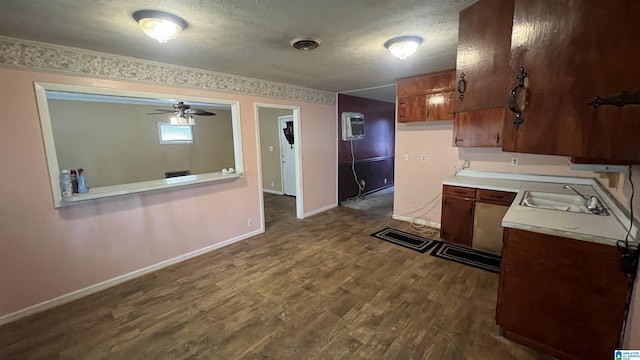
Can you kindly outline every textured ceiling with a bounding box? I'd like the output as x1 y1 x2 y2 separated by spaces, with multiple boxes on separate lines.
0 0 476 102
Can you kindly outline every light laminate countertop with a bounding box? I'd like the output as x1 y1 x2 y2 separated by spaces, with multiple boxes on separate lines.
443 170 635 247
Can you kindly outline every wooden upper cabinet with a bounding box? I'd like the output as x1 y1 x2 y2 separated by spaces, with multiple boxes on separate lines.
453 108 507 147
425 91 455 121
455 0 514 113
397 70 456 97
398 95 426 122
452 0 515 147
502 0 640 162
397 70 455 123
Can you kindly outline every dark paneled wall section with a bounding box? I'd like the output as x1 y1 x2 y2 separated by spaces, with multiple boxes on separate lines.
338 94 395 203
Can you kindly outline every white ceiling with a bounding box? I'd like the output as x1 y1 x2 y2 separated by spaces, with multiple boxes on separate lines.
0 0 476 103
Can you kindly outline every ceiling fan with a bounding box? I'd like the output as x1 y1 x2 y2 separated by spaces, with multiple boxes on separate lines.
147 101 216 125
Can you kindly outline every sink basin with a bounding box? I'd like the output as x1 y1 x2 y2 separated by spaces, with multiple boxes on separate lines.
520 191 607 215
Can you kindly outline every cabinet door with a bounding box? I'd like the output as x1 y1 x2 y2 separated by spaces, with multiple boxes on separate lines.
453 108 507 147
455 0 514 112
453 0 514 147
397 95 426 123
425 91 454 121
497 228 629 360
503 0 640 161
440 196 474 246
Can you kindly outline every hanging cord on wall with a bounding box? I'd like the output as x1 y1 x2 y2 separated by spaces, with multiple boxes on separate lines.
618 165 637 346
407 160 471 236
400 192 443 237
345 138 366 202
617 166 637 267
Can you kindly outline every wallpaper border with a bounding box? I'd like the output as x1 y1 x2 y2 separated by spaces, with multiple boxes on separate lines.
0 36 336 105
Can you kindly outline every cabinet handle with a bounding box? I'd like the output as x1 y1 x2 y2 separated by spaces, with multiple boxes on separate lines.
588 89 640 108
508 67 528 130
496 133 500 144
457 72 467 101
454 137 464 144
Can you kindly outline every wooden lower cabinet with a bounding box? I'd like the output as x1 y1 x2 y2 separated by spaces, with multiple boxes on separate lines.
441 185 515 250
440 195 475 246
497 228 629 360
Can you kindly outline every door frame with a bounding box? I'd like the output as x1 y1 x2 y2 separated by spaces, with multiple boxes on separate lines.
278 115 296 196
255 103 303 226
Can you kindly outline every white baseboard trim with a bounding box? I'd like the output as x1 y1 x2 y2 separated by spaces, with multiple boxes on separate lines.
262 189 283 195
0 228 265 326
392 214 441 229
304 203 338 218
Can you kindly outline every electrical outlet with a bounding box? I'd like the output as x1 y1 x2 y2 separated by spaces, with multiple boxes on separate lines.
403 153 409 161
511 157 519 166
421 154 427 162
269 145 274 152
384 178 387 184
248 218 254 227
271 181 274 187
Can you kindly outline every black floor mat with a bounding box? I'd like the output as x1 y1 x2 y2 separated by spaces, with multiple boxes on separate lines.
370 227 439 253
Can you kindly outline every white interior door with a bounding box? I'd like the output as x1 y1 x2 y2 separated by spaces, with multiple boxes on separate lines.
279 115 296 196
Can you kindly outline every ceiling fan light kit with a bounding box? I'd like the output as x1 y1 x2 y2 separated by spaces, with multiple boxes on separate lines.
148 101 215 126
384 36 423 59
133 10 188 43
170 115 196 126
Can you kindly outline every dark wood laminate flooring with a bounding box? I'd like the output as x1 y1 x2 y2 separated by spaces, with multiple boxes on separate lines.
0 194 552 359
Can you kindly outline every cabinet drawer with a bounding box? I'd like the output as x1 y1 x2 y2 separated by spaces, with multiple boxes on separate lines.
477 189 516 206
444 185 476 199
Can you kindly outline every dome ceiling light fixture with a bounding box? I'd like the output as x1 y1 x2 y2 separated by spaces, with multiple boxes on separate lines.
384 36 423 59
133 10 188 43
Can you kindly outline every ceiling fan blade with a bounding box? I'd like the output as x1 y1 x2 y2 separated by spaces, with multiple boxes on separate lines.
186 109 216 116
147 111 177 115
147 109 176 114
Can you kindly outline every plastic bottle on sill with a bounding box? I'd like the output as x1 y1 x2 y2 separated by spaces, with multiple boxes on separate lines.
77 168 89 194
61 169 73 197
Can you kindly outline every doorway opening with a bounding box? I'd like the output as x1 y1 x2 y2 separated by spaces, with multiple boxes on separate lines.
255 104 303 228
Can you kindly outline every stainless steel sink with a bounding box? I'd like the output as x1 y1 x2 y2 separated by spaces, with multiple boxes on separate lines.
519 191 609 215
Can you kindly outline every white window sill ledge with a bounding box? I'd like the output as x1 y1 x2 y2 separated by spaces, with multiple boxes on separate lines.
58 172 243 207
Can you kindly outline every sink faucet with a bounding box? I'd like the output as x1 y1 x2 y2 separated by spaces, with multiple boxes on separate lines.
563 185 589 200
563 185 607 215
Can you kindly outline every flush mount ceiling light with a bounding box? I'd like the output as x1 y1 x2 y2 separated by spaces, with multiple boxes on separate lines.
133 10 188 43
384 36 423 59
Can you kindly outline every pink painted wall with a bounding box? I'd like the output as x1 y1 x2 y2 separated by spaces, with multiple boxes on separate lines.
393 121 594 223
0 68 336 318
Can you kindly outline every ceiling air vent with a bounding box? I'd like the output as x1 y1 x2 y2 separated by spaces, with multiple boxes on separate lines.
290 37 321 51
